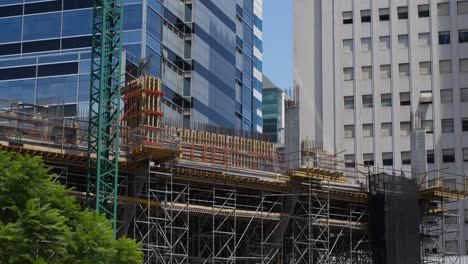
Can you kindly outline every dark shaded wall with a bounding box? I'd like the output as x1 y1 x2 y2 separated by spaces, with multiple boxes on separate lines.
368 173 421 264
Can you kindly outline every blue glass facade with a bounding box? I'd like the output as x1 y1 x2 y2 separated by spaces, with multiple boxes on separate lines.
0 0 263 132
262 75 284 145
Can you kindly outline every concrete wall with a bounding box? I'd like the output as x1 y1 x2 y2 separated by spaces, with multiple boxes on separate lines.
294 0 468 251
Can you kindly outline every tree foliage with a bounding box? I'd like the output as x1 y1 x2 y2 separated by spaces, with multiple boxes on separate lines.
0 150 143 264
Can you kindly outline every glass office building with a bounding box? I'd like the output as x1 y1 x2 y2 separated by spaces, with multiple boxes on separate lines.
0 0 263 132
262 75 285 146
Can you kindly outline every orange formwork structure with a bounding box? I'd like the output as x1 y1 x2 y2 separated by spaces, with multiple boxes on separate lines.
121 75 178 161
178 128 280 172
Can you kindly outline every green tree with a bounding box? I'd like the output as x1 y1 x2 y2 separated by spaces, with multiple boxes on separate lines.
0 150 143 264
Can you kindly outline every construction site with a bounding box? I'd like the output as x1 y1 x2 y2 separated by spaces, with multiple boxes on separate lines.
0 1 467 263
0 73 467 263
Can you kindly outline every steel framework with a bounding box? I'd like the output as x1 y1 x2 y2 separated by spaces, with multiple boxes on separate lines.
287 179 370 264
420 173 466 264
125 162 286 264
113 160 372 264
86 0 124 232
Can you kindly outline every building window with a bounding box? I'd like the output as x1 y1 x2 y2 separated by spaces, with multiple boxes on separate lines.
461 88 468 102
463 148 468 161
419 91 432 104
400 92 411 106
362 66 372 80
343 11 353 24
462 118 468 131
381 122 392 136
398 34 409 48
420 91 433 104
445 210 458 226
343 39 353 52
363 153 374 166
401 121 411 136
398 6 408 19
445 212 458 229
442 119 454 133
438 2 449 16
439 60 452 74
399 63 410 76
427 150 435 164
419 33 431 46
361 10 371 23
402 151 411 165
418 4 430 17
344 125 355 138
382 152 393 166
344 154 355 168
420 62 432 75
379 36 390 49
445 240 458 255
380 65 391 78
361 37 372 51
381 93 392 107
363 124 374 137
343 67 354 80
444 180 457 190
379 8 389 21
344 96 354 109
459 30 468 43
458 1 468 15
422 120 433 133
439 31 451 45
460 59 468 72
362 95 373 108
443 149 455 163
441 89 453 103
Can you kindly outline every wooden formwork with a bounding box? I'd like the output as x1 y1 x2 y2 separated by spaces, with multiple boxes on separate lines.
121 76 177 160
177 128 279 171
120 76 278 169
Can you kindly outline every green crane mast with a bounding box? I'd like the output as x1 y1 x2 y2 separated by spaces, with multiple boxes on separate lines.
86 0 124 234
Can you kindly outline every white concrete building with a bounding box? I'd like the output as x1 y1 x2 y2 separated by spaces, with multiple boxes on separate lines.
294 0 468 254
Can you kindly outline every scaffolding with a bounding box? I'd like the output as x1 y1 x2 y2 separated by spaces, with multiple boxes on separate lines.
123 162 287 263
286 171 370 264
2 94 468 263
419 171 468 264
0 106 384 264
25 150 372 264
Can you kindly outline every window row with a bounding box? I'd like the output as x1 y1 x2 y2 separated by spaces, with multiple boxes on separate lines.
343 59 468 81
345 93 409 109
344 153 403 167
0 0 93 18
344 147 467 168
344 118 468 139
342 2 468 25
344 122 417 138
0 4 146 44
345 152 409 167
343 122 410 138
344 88 468 109
343 30 468 53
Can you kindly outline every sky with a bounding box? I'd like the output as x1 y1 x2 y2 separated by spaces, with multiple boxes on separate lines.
262 0 293 91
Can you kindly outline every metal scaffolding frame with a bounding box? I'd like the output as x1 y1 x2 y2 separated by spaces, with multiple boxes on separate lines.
123 161 290 264
420 173 466 264
4 102 445 263
0 145 373 264
287 178 370 264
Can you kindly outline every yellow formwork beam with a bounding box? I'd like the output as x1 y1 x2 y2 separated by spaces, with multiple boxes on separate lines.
288 170 347 183
419 186 468 201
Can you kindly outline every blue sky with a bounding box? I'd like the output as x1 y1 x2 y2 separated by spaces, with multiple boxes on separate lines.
262 0 292 91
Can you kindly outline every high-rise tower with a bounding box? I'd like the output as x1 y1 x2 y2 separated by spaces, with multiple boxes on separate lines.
0 0 263 132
